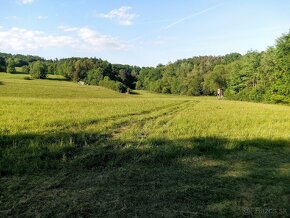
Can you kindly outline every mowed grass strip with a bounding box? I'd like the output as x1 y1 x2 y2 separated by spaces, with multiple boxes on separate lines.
0 73 290 217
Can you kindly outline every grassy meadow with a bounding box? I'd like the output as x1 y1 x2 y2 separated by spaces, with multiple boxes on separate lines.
1 73 290 217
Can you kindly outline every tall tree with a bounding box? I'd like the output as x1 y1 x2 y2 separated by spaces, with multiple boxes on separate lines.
203 65 228 94
6 58 16 74
30 61 48 79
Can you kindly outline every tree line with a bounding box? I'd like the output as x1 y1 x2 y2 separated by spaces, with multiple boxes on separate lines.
0 54 140 93
0 32 289 103
136 32 289 104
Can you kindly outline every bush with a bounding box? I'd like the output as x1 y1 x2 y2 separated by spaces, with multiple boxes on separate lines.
99 76 127 93
86 68 103 85
162 87 171 94
268 94 288 104
30 61 48 79
6 58 16 74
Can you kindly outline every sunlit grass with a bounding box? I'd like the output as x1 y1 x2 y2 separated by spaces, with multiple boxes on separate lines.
0 73 290 217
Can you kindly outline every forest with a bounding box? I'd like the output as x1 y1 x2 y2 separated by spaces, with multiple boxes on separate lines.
0 32 289 104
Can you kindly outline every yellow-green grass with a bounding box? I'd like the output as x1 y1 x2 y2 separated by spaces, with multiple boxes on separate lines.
0 73 290 217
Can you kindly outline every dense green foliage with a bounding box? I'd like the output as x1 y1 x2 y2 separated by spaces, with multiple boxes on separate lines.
0 52 43 66
136 33 290 104
0 53 139 92
6 58 16 74
30 61 48 79
137 57 224 95
0 73 290 217
99 76 127 93
45 58 139 92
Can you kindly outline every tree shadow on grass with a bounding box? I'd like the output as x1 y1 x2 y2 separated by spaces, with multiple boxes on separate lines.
0 129 290 217
45 76 70 81
129 90 140 95
14 72 29 75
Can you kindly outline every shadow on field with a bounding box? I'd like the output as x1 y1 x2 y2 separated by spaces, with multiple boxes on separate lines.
0 81 4 85
45 77 70 81
129 91 140 95
1 129 290 217
14 71 29 75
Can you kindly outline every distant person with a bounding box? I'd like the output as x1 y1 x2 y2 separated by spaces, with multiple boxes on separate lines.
217 88 223 99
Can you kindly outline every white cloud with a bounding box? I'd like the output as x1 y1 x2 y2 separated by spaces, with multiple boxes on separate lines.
59 26 127 50
37 16 48 20
58 26 79 32
99 6 137 26
0 26 127 52
77 27 126 49
0 27 75 51
18 0 34 5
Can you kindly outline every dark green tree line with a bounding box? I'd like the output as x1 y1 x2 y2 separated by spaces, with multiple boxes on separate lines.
136 32 289 104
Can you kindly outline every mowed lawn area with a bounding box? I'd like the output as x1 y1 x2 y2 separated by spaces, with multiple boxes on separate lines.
1 73 290 217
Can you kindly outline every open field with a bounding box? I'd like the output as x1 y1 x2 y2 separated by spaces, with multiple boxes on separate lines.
1 73 290 217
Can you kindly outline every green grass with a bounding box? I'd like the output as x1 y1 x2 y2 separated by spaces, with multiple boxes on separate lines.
1 73 290 217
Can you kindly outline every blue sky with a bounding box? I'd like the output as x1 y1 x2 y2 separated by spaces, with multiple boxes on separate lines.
0 0 289 66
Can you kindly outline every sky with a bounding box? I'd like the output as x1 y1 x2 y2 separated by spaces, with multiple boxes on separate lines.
0 0 289 66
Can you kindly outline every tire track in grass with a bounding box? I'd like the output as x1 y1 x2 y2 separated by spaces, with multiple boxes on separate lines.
78 100 199 169
51 100 199 165
110 100 200 141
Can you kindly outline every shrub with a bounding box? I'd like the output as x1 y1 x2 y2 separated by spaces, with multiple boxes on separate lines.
269 94 288 104
30 61 48 79
86 68 103 85
99 76 127 93
6 58 16 74
162 87 171 94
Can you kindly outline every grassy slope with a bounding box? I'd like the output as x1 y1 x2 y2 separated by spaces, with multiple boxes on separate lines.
0 73 290 217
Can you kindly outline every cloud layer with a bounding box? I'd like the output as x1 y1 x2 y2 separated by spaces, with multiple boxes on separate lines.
99 6 137 26
0 26 127 52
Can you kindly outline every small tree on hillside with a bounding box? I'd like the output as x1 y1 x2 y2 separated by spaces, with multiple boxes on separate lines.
86 68 103 85
30 61 48 79
6 58 16 74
